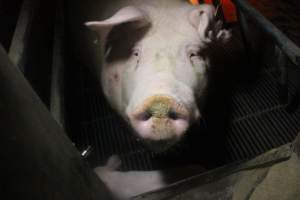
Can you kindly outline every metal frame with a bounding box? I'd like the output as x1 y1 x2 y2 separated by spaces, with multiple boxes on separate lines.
8 0 38 72
231 0 300 109
50 0 66 128
0 43 114 200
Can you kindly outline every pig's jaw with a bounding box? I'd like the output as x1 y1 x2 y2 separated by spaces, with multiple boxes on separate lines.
131 116 189 152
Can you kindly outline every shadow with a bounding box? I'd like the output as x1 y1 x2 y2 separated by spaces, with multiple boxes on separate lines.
184 24 267 168
105 24 150 63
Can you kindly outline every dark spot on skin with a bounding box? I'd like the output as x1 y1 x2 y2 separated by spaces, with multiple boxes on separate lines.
135 59 140 71
113 73 119 82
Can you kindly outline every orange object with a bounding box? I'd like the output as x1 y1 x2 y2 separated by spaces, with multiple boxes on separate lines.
204 0 213 4
219 0 237 22
189 0 199 5
189 0 276 22
189 0 237 22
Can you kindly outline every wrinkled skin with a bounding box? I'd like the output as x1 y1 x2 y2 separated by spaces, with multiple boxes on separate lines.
85 1 231 152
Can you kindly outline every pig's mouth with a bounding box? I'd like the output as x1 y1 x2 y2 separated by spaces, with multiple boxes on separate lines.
134 129 191 153
142 138 182 153
131 120 190 152
130 115 190 152
127 95 196 152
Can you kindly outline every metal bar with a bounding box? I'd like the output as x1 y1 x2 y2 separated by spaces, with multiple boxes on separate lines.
0 44 114 200
236 8 253 59
8 0 38 72
50 0 65 128
286 86 300 112
232 0 300 67
275 46 288 104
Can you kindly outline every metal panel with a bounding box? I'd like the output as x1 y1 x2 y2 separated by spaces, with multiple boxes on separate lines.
0 44 114 200
8 0 38 72
50 0 65 128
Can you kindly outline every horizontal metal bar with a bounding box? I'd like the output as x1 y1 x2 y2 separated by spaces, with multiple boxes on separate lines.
232 0 300 67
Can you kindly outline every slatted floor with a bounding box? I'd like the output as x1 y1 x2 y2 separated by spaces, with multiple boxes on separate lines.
225 65 300 162
68 55 300 171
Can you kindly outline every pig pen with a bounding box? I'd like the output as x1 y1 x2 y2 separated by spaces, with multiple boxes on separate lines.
1 0 300 199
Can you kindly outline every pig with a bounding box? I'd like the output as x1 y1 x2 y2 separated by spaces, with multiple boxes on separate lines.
95 155 205 200
94 155 166 200
84 0 231 152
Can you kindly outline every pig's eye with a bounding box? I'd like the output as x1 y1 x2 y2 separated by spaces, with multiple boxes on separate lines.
189 50 206 74
189 52 198 58
189 51 201 62
132 49 140 57
131 48 141 70
188 47 201 59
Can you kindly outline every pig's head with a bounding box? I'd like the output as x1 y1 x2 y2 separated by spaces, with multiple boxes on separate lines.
85 4 231 152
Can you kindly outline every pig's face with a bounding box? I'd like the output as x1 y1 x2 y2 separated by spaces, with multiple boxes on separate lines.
86 4 230 152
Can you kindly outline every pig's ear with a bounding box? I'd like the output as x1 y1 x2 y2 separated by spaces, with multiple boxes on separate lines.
189 4 231 44
85 6 150 40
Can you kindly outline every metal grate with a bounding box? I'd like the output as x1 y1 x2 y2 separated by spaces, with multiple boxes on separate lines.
224 64 300 161
68 55 300 171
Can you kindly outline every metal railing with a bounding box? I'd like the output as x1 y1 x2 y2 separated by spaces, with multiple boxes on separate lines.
232 0 300 67
229 0 300 109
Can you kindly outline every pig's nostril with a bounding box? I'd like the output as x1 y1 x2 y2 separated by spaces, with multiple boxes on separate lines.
138 111 152 121
132 96 190 122
168 110 180 120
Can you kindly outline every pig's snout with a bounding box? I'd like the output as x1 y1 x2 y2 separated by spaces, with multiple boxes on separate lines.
134 99 188 121
129 95 190 151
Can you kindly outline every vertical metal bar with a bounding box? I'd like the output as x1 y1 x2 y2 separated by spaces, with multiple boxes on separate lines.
275 46 288 104
8 0 38 72
236 8 253 59
286 86 300 113
287 56 300 112
212 0 220 8
50 0 65 128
